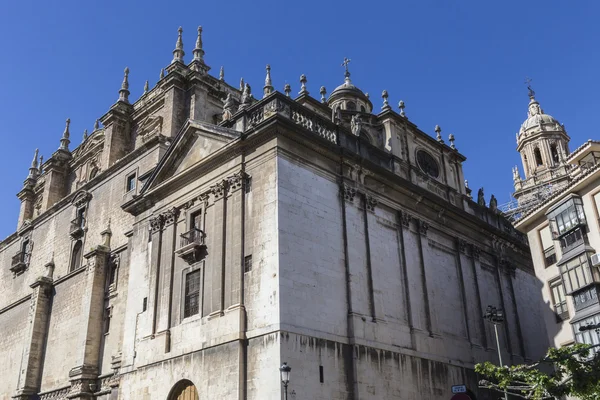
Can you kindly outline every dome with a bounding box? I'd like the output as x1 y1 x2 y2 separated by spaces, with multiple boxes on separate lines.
519 96 563 135
327 72 373 113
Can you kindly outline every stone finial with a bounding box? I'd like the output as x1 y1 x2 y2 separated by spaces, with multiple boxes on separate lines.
160 68 165 80
398 100 406 117
83 129 88 141
434 125 443 143
45 255 55 279
381 90 391 110
143 80 149 94
263 64 273 98
448 134 456 150
219 66 224 81
299 74 308 95
365 92 369 99
38 155 44 174
284 83 291 97
193 26 205 62
172 26 185 64
238 83 252 110
101 218 112 248
239 77 244 91
59 118 71 151
27 148 39 180
320 86 327 103
222 93 234 120
118 67 130 103
94 119 100 131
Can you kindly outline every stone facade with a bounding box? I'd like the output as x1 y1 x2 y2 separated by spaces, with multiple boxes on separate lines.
0 27 548 400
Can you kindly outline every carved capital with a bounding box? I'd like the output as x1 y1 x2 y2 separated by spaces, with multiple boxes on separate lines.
366 194 378 212
472 245 481 260
162 207 180 226
149 215 164 233
211 180 227 201
198 193 210 207
400 211 412 228
458 239 468 254
228 171 248 192
418 219 429 237
342 183 356 203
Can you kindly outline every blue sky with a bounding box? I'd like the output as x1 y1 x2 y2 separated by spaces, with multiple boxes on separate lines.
0 1 598 239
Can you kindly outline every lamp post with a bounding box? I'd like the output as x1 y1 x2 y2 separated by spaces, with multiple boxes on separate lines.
279 362 291 400
483 305 508 400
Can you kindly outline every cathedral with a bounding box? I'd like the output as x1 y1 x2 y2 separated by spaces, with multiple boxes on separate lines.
0 27 549 400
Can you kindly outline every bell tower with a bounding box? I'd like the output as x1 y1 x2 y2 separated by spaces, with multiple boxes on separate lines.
512 84 571 207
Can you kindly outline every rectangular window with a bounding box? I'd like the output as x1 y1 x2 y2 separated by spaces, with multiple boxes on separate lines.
319 365 324 383
573 286 599 312
559 228 585 252
540 226 556 267
573 313 600 354
126 173 136 193
245 176 252 193
548 197 587 238
560 254 600 294
142 297 148 312
549 279 569 321
244 255 253 273
184 270 201 318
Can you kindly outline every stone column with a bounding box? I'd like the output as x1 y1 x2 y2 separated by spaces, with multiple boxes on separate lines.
225 172 247 313
12 267 54 400
147 215 164 335
68 232 110 399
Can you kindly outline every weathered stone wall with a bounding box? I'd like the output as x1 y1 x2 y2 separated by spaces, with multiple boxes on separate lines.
0 299 30 397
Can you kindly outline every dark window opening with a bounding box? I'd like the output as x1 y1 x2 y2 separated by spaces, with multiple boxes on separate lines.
89 167 98 180
126 173 136 192
143 297 148 312
544 246 557 267
184 270 200 318
190 210 202 231
76 207 86 228
551 144 560 164
346 101 356 111
360 105 366 113
534 147 543 166
416 150 440 178
70 240 83 272
319 365 324 383
244 255 253 273
245 177 252 194
104 307 111 334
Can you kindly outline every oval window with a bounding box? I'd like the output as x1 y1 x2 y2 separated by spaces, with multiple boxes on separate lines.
416 150 440 178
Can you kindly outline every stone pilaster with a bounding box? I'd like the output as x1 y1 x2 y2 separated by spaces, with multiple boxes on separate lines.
12 274 53 400
67 244 110 399
16 187 35 230
41 155 70 212
209 180 227 318
148 215 164 335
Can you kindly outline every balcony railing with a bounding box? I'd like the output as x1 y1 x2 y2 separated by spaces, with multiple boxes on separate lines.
10 251 28 274
70 217 85 238
176 228 207 264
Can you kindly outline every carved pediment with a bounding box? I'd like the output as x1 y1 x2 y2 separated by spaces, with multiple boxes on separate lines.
140 120 239 195
136 115 163 142
72 130 105 160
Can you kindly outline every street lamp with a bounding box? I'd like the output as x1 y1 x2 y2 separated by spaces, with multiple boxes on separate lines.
483 305 508 400
280 362 291 400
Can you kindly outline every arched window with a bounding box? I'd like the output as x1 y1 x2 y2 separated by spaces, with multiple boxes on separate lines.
168 380 198 400
534 147 543 166
346 101 356 111
70 240 83 272
89 167 98 180
550 143 560 164
360 105 366 113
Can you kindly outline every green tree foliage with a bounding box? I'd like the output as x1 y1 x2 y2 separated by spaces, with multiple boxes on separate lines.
475 343 600 399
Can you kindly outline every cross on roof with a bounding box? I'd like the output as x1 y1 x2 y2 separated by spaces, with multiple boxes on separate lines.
342 57 351 75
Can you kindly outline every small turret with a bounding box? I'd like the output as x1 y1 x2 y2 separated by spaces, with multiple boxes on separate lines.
263 64 273 98
58 118 71 152
118 67 130 104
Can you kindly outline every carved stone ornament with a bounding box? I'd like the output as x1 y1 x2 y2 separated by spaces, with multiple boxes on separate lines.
342 183 356 203
162 207 180 226
228 171 248 192
418 220 429 236
472 246 481 260
211 180 227 200
458 239 468 254
137 115 163 140
71 190 93 208
149 215 164 233
366 194 378 212
198 193 210 206
400 211 412 228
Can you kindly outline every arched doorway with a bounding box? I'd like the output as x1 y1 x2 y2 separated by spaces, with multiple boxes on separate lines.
167 380 198 400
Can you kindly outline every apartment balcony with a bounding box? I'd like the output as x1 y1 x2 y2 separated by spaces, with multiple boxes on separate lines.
10 251 28 274
175 228 207 264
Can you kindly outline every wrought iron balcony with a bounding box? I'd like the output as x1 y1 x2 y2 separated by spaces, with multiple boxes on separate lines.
176 228 207 264
10 251 28 274
70 216 85 238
